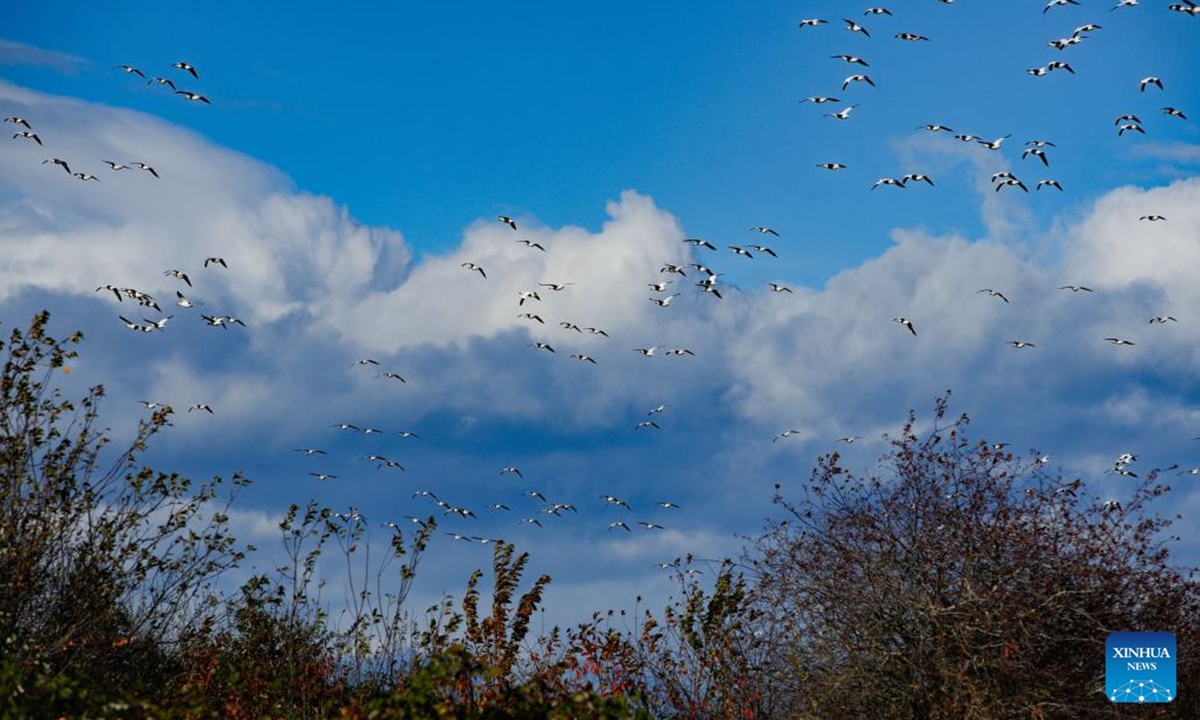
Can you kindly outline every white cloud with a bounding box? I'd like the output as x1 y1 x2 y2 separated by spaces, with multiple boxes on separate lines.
1129 141 1200 166
3 80 1199 619
0 80 410 327
0 38 87 72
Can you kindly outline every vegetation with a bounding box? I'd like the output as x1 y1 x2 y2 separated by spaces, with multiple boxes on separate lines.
1 313 1196 718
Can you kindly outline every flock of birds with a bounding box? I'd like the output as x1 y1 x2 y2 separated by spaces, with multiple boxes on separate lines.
4 3 1197 568
790 3 1191 353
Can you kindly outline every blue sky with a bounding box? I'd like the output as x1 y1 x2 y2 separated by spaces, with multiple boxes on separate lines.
2 2 1199 626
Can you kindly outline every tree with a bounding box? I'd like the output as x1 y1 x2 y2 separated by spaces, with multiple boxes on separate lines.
750 394 1200 719
0 312 251 715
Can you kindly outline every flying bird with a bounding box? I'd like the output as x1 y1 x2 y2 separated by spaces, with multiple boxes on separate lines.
751 226 780 236
498 215 517 230
164 269 192 286
842 75 875 90
843 19 871 37
798 18 828 28
1162 107 1188 120
42 158 71 174
1037 180 1064 191
995 178 1030 192
132 162 159 178
893 317 917 335
97 284 123 301
978 289 1009 302
175 91 211 104
143 315 173 331
1058 285 1093 292
1022 147 1050 166
461 262 486 278
601 495 632 510
825 104 860 120
4 117 32 129
978 135 1011 150
204 257 227 268
118 316 150 332
831 54 870 66
172 61 200 79
12 131 41 145
1044 0 1082 12
116 64 146 77
1139 76 1164 92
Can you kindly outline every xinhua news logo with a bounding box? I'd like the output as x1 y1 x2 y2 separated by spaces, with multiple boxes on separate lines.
1106 631 1176 703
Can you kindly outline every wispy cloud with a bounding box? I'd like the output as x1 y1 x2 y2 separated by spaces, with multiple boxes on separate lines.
1128 141 1200 166
0 38 88 73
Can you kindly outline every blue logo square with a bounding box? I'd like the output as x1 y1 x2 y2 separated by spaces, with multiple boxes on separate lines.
1106 631 1176 703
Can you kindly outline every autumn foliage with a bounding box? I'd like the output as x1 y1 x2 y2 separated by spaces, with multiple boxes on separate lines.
1 314 1196 718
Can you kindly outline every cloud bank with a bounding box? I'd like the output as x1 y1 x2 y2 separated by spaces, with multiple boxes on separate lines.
2 80 1198 627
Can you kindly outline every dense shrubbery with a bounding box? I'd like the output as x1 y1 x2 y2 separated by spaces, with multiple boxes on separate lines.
1 313 1196 718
